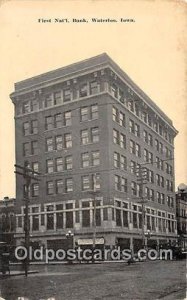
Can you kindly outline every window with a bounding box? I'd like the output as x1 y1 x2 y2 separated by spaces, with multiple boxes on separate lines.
32 207 39 231
81 129 89 145
130 160 136 174
154 122 158 132
46 138 53 152
134 124 140 137
93 174 100 190
56 157 63 172
156 174 159 186
119 89 124 103
54 113 62 128
115 175 120 191
142 111 147 123
46 159 54 173
148 170 154 183
159 125 163 136
56 207 63 229
148 115 152 127
112 107 118 122
155 139 159 151
23 122 29 136
54 91 62 105
143 130 148 143
121 178 127 192
32 183 39 197
113 129 119 145
90 81 99 95
135 143 141 157
91 127 99 143
31 99 38 112
32 162 39 174
114 152 120 168
46 205 54 230
63 89 71 102
23 101 30 114
82 175 90 190
45 94 53 108
92 151 100 166
82 153 89 168
119 112 125 127
131 182 140 197
121 155 127 170
103 208 108 221
161 193 165 205
23 142 29 156
148 134 153 146
65 178 73 192
56 179 63 194
91 104 98 120
157 192 161 204
128 100 134 112
47 181 54 195
166 163 173 175
120 133 126 148
80 83 88 97
159 142 163 154
55 135 63 150
148 152 153 164
66 203 73 228
134 103 139 116
150 189 154 201
82 201 90 227
144 149 148 162
116 207 122 227
31 120 38 134
132 212 138 228
130 140 135 154
160 176 164 188
129 120 134 134
111 84 118 98
156 157 159 169
80 107 88 122
65 156 72 170
31 141 38 155
64 111 71 126
64 133 72 148
45 116 53 130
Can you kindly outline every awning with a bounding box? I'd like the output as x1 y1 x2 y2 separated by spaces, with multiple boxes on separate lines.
77 238 104 245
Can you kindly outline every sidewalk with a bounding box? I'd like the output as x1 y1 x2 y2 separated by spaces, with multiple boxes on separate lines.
0 270 38 278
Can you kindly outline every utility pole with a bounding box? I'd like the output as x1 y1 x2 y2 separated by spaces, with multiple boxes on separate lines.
88 173 98 262
92 173 97 250
15 161 40 277
136 165 148 249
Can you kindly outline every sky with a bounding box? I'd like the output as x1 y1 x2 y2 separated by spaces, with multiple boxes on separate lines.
0 0 186 199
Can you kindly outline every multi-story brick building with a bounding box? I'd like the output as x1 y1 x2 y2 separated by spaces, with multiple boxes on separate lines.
10 53 178 252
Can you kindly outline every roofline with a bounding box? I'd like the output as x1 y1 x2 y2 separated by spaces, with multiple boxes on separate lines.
10 53 178 133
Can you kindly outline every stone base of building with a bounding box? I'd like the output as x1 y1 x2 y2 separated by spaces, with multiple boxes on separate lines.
14 229 177 262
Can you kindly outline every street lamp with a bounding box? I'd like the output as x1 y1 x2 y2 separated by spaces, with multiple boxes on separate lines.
65 230 74 264
66 230 74 241
145 230 152 249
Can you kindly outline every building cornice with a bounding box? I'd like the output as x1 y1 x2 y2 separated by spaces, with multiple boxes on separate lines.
10 53 178 135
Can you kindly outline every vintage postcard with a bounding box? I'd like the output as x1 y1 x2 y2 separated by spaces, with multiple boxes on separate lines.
0 1 186 299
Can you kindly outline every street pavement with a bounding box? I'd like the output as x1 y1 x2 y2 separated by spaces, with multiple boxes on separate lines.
0 260 186 300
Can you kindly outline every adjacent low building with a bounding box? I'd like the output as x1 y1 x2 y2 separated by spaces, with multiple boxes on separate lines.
0 197 16 245
176 184 187 248
10 53 178 252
